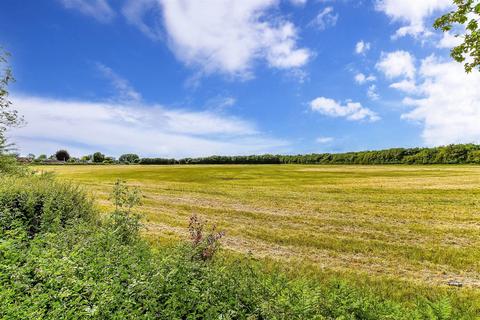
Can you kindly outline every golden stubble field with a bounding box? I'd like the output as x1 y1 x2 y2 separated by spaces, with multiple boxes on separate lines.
38 164 480 305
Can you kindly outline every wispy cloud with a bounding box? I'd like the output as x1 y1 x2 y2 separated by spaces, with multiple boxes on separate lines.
310 6 338 30
59 0 115 23
10 95 288 158
122 0 163 41
316 136 334 144
95 63 142 104
367 84 380 100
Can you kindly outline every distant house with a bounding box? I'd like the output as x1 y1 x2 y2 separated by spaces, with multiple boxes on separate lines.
43 159 63 164
16 157 33 164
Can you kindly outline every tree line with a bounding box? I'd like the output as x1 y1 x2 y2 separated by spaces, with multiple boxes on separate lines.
139 144 480 165
26 144 480 165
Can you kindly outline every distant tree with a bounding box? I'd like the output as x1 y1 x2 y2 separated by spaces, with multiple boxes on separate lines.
37 154 47 161
93 152 105 163
0 49 23 153
434 0 480 72
119 153 140 163
81 155 92 162
27 153 35 160
103 156 115 164
55 149 70 162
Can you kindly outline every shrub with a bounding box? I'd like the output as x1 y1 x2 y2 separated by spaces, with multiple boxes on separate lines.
188 213 225 261
0 175 94 237
55 149 70 162
108 180 142 243
102 157 115 164
0 154 29 175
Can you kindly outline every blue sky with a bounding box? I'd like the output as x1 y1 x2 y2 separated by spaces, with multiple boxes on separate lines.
1 0 480 158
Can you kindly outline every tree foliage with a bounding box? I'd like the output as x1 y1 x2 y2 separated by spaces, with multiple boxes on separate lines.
55 149 71 162
138 144 480 165
118 153 139 163
434 0 480 72
92 151 105 163
0 49 23 153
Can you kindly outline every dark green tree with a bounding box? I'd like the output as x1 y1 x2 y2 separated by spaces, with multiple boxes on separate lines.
434 0 480 72
119 153 140 163
55 149 70 162
93 152 105 163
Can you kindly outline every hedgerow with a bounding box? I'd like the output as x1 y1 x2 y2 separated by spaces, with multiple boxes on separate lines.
137 144 480 165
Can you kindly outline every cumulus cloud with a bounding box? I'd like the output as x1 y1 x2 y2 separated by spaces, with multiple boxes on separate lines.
375 0 452 38
310 6 338 30
354 73 376 84
158 0 311 77
10 95 288 158
398 56 480 145
59 0 115 22
310 97 380 122
355 40 370 55
376 50 416 80
437 31 462 48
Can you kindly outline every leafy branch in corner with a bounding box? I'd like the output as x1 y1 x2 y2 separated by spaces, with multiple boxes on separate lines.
434 0 480 72
0 48 24 153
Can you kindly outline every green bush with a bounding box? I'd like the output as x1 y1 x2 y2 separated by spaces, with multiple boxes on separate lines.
0 175 94 237
0 155 29 175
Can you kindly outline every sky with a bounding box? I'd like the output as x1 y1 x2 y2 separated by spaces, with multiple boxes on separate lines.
1 0 480 158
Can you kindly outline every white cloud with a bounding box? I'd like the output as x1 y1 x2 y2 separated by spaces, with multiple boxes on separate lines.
390 79 417 94
367 84 380 100
355 40 370 55
10 95 288 158
437 31 462 48
206 96 237 111
59 0 115 23
96 63 142 104
354 73 376 84
376 50 416 80
398 56 480 145
289 0 307 5
375 0 452 38
158 0 311 77
122 0 163 41
316 136 333 143
310 97 380 122
311 6 338 30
